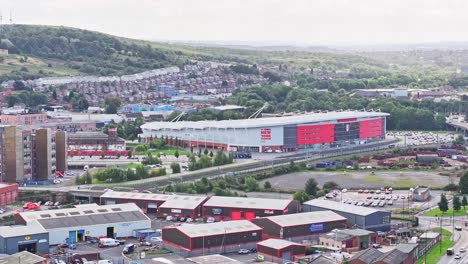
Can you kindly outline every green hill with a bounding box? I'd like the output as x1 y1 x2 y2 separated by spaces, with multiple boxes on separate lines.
0 24 393 82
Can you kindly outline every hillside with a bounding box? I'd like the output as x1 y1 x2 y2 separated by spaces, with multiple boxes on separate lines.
0 24 393 82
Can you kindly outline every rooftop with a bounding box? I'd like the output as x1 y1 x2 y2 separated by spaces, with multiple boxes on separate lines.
375 249 408 264
187 254 241 264
258 239 304 250
202 196 292 211
258 211 346 227
101 191 207 209
0 222 47 238
141 111 388 130
0 251 46 264
309 255 335 264
167 220 261 238
350 247 384 263
304 199 386 216
395 243 418 253
420 232 440 239
19 203 147 222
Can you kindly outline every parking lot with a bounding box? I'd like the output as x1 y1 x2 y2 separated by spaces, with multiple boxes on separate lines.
325 189 442 210
386 131 458 146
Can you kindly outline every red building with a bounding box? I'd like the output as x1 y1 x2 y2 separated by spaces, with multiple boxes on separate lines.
202 196 300 221
0 183 18 206
257 239 306 263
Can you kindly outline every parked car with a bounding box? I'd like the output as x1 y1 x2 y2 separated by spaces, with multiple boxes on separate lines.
166 216 174 221
123 244 135 254
98 238 120 248
115 239 126 245
58 243 76 250
150 236 162 244
238 249 250 254
87 237 98 244
455 226 462 231
206 217 215 223
372 243 382 248
460 247 466 253
186 218 193 223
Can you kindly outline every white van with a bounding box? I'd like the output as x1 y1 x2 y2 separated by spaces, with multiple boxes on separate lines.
99 238 119 247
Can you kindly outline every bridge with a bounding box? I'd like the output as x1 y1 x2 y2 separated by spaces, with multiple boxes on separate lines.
447 116 468 134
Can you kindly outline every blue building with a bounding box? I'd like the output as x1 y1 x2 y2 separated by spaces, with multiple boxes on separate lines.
155 85 178 97
121 104 174 113
0 224 49 254
303 199 391 231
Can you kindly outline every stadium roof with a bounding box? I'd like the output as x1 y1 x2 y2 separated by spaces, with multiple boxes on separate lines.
141 111 389 130
101 191 207 209
258 211 346 227
170 220 261 238
257 239 304 250
304 199 385 216
202 196 292 210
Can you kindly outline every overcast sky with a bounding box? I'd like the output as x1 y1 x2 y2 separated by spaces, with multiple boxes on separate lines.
2 0 468 45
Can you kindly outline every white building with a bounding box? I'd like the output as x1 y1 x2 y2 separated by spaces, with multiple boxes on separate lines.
16 203 151 245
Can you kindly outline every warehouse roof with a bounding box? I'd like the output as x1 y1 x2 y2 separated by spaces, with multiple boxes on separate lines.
350 248 383 263
141 111 388 130
0 222 47 238
0 251 46 264
19 203 148 222
375 249 408 264
101 191 207 209
37 211 148 229
202 196 292 210
304 199 385 216
158 195 207 210
257 211 346 227
169 220 261 238
257 239 304 250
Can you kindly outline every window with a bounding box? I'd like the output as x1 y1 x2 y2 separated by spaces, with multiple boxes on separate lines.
383 216 390 223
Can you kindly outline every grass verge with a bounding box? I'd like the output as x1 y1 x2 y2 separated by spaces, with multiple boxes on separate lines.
423 208 467 217
416 227 453 264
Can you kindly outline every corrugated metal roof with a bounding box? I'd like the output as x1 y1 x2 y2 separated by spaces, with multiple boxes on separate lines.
202 196 292 211
101 191 207 210
257 239 302 250
141 111 388 130
350 248 383 263
0 222 47 238
304 199 384 216
0 251 46 264
37 211 148 229
261 211 346 227
169 220 261 238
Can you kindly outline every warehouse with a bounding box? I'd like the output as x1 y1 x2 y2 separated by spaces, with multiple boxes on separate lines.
141 111 389 152
251 211 347 242
303 199 391 231
162 220 262 257
100 191 208 217
202 196 300 221
0 222 49 254
0 183 18 206
257 239 306 263
15 203 151 245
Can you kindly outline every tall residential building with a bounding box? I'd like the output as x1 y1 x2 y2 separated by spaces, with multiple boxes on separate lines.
55 131 67 174
0 126 66 183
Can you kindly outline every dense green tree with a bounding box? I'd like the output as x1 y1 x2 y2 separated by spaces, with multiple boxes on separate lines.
453 195 462 212
244 176 259 192
438 193 449 214
105 97 122 114
322 181 340 192
293 191 310 204
462 196 468 209
264 181 272 189
171 163 181 173
460 171 468 194
305 178 318 196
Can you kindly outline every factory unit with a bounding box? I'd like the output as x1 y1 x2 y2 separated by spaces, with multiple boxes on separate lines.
0 223 49 255
100 191 207 217
15 203 151 245
141 111 389 152
202 196 300 221
303 199 391 231
256 239 306 263
162 220 263 257
251 211 347 242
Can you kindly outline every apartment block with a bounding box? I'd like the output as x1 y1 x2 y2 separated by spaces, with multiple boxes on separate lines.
0 126 67 183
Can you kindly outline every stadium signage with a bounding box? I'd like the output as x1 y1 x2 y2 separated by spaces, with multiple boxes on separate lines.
260 128 271 140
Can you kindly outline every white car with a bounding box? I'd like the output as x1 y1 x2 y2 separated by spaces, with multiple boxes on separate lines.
206 217 215 223
460 247 466 253
455 226 462 231
150 236 162 244
455 254 461 259
342 189 347 193
238 249 250 254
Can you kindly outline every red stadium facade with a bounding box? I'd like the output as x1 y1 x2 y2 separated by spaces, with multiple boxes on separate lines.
141 111 389 153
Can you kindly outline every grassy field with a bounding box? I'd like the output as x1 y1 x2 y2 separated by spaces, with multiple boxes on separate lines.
423 208 468 217
416 227 453 264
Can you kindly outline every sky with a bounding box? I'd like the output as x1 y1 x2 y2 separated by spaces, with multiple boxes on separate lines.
2 0 468 46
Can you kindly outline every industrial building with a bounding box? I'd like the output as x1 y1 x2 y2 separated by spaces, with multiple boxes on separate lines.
15 203 151 245
413 186 431 202
303 199 391 231
67 128 126 152
319 229 377 251
100 191 207 217
202 196 300 221
251 211 347 242
0 126 67 183
0 222 49 255
0 183 18 206
141 111 388 152
0 251 47 264
256 239 306 263
162 220 262 257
